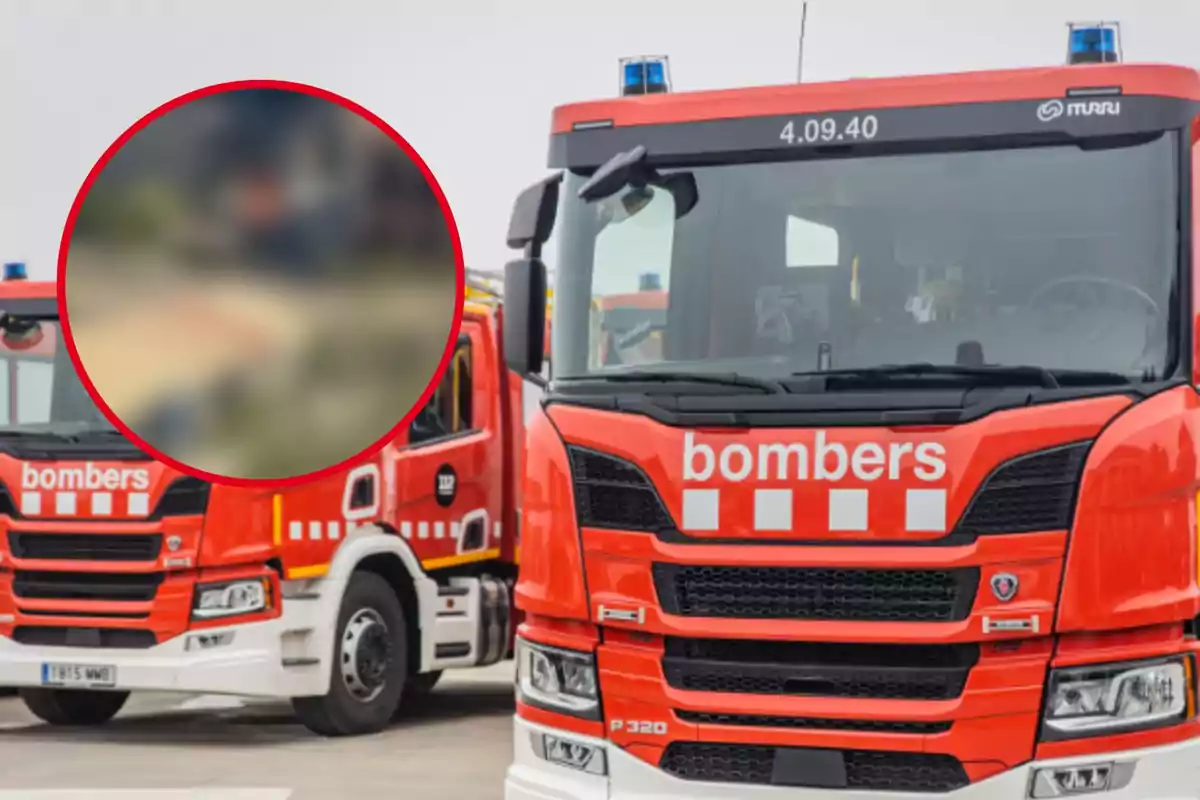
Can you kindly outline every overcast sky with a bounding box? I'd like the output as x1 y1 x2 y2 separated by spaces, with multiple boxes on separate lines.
0 0 1196 281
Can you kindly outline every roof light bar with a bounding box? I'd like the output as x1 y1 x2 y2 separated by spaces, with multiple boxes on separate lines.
1067 22 1122 65
619 56 671 96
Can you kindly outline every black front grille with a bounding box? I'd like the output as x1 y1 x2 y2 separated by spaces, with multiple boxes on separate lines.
654 563 978 622
660 742 969 792
676 710 950 735
568 446 674 531
956 442 1090 535
663 638 978 700
12 571 163 602
12 626 156 648
8 532 162 562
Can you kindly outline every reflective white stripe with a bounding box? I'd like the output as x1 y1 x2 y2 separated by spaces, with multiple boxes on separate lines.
284 509 503 545
684 487 950 533
18 490 151 517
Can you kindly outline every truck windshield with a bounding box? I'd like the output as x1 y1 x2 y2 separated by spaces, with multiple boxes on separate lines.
0 317 113 436
551 133 1181 384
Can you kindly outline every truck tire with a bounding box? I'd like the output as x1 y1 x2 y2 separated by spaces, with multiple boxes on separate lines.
407 670 442 697
396 669 443 715
292 570 407 737
18 688 129 726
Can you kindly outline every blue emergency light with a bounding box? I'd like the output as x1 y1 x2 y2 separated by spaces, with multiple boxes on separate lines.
621 57 670 96
3 262 28 281
1068 23 1121 64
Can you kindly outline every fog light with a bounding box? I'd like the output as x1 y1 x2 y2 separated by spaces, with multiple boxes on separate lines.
530 732 607 775
1030 761 1135 798
185 631 235 651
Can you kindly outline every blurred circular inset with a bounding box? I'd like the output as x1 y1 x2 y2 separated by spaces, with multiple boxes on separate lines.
59 80 462 485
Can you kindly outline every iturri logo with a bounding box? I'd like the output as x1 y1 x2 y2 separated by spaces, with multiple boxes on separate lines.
1037 97 1121 123
1037 99 1065 123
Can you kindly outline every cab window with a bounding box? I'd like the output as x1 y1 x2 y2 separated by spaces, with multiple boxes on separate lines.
408 336 473 445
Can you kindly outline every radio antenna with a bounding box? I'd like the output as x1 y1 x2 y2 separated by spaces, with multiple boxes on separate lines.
796 1 809 82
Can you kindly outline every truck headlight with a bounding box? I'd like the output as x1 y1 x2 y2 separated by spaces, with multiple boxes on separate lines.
515 636 600 720
1042 655 1195 739
192 579 270 620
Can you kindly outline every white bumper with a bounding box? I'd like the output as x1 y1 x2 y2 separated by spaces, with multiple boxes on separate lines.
506 716 1200 800
0 606 327 699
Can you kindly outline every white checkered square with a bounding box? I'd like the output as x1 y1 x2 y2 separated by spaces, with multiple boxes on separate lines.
905 489 947 532
753 489 793 531
55 492 76 516
828 488 869 531
681 489 720 531
127 493 150 516
91 492 113 516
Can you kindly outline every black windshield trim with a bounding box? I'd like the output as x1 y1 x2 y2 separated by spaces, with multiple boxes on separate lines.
542 379 1175 429
549 95 1199 169
1172 123 1192 383
2 300 58 320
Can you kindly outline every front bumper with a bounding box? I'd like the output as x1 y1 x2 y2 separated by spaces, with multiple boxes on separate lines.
505 716 1200 800
0 606 325 699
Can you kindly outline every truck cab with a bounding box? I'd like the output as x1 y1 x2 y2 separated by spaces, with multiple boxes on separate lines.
501 50 1200 800
0 271 532 736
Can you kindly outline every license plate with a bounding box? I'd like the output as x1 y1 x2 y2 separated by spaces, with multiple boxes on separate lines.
40 662 117 688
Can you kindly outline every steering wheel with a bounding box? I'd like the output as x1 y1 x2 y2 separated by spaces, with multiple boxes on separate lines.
1026 275 1160 318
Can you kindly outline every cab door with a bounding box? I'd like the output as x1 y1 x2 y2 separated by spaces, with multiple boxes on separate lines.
394 317 501 571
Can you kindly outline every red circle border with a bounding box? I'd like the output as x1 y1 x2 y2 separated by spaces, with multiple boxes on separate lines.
56 78 466 490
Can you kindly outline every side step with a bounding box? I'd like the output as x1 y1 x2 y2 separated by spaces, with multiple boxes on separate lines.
427 576 512 671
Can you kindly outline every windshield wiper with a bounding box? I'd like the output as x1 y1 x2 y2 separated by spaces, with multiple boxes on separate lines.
794 362 1064 389
795 363 1139 389
564 370 788 394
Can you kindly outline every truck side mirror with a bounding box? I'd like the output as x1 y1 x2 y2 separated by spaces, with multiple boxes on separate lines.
502 173 561 379
503 258 546 379
507 172 563 256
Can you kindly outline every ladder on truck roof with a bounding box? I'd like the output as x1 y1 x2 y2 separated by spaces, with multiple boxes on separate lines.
465 268 504 309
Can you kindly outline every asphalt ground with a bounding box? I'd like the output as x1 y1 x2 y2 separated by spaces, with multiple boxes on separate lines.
0 662 515 799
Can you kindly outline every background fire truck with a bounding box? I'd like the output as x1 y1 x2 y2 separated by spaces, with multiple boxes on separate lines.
0 263 547 736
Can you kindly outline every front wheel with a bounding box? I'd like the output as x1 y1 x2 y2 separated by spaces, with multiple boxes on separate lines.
292 571 407 737
406 670 442 697
395 669 443 716
19 688 129 726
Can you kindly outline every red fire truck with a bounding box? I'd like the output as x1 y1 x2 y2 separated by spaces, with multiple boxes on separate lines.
499 30 1200 800
0 266 541 736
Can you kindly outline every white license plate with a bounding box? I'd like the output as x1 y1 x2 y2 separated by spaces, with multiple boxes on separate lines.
40 662 117 688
